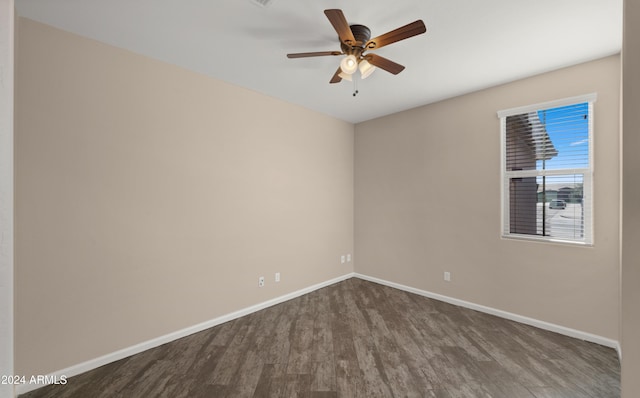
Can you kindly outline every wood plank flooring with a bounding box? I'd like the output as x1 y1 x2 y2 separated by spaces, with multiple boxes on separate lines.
20 278 620 398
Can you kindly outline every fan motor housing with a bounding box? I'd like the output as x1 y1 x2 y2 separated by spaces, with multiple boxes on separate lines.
340 24 371 57
349 24 371 47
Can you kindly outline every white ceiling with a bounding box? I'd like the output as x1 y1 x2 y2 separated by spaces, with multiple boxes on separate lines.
15 0 623 124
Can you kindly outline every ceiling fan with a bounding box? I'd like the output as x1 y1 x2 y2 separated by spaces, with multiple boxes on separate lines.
287 9 427 84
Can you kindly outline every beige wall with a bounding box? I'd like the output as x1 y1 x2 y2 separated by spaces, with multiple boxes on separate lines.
0 1 14 396
622 0 640 395
355 55 621 340
15 18 354 376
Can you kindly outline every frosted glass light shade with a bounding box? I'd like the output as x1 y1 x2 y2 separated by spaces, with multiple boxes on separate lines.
339 55 358 75
359 60 376 79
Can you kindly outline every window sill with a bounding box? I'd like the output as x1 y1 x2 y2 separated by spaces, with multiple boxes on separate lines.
501 233 593 247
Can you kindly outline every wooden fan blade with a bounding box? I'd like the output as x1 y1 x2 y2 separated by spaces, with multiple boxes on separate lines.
287 51 342 58
365 54 405 75
324 9 356 45
330 67 343 84
365 20 426 50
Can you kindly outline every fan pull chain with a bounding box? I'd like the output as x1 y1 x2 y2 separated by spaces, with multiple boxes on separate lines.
352 78 359 97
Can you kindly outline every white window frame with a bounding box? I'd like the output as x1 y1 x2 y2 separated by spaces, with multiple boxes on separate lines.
498 93 596 245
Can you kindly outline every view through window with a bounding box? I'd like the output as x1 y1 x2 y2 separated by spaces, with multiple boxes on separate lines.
500 96 594 244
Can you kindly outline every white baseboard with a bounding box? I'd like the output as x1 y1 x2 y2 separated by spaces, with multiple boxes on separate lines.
354 273 621 355
15 272 355 396
17 271 621 395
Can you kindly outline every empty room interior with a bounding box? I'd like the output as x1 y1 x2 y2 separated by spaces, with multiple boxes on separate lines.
2 0 640 397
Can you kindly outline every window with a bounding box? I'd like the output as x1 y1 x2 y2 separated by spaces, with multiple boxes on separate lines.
498 94 595 245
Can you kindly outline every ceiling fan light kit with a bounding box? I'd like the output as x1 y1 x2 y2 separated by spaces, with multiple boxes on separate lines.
286 9 426 89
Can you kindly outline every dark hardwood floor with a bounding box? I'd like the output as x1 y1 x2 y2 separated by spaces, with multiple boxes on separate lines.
21 278 620 398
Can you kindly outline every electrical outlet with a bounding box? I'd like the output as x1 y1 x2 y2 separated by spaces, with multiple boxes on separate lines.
275 272 280 282
444 272 451 282
341 255 346 264
347 254 351 262
259 276 265 287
